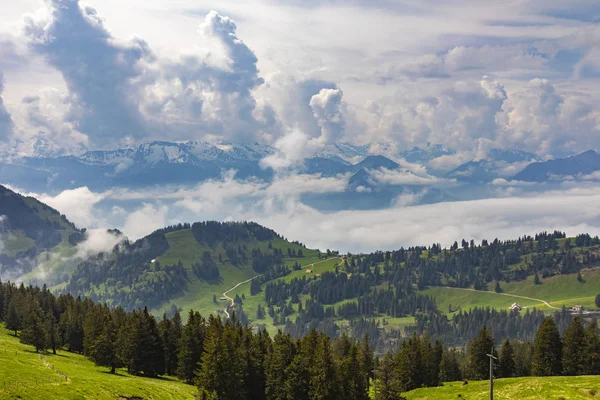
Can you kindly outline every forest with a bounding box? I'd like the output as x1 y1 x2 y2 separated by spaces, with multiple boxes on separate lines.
1 279 600 399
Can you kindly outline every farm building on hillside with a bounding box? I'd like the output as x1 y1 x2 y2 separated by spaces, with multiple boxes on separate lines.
572 305 583 313
510 303 522 312
306 269 313 274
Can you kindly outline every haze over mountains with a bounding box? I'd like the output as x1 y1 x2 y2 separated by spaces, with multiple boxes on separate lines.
2 140 600 212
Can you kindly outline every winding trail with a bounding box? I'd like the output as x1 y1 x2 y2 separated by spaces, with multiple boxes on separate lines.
439 286 559 310
222 276 261 319
220 256 342 318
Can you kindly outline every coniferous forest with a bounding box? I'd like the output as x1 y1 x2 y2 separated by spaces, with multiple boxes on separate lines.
2 279 600 399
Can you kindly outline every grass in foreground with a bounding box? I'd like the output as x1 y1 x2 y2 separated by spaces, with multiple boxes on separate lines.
402 376 600 400
0 325 196 400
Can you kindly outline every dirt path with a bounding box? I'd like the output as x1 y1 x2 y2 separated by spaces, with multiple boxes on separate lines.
440 286 560 310
220 257 342 318
222 276 261 319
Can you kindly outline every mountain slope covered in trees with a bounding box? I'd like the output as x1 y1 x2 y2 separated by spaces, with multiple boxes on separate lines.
0 185 81 282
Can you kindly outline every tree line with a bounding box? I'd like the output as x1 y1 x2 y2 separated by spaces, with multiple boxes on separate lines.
2 279 600 399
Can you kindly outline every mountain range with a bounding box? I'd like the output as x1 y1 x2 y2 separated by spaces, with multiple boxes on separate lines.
2 141 600 210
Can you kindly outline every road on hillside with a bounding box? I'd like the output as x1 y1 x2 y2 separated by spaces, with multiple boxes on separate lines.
220 257 342 319
440 286 559 310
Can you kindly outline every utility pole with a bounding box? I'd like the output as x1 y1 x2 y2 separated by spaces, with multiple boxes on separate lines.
487 347 497 400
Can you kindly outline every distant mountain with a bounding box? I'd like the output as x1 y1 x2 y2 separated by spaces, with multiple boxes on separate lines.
447 149 538 182
401 144 456 164
513 150 600 182
0 185 80 280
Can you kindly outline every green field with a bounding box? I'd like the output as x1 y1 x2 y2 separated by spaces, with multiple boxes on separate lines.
423 267 600 315
403 376 600 400
0 325 196 400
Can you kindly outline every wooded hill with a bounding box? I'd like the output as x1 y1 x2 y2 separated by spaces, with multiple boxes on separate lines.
0 185 81 283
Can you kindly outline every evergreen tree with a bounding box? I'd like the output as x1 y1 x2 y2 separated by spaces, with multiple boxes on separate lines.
562 316 585 375
439 349 462 382
498 339 516 378
266 332 297 400
120 308 165 377
466 326 495 380
20 301 48 352
5 300 21 336
309 334 339 400
532 318 562 376
177 310 204 382
595 294 600 309
396 334 422 391
45 311 59 355
375 352 403 400
90 315 121 373
584 320 600 375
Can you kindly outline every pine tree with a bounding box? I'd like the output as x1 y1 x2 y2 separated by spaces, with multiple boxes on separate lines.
375 352 403 400
177 310 204 382
309 334 339 400
439 349 462 382
358 336 374 400
5 300 21 336
595 294 600 309
498 339 516 378
584 320 600 375
532 318 562 376
466 326 495 380
534 273 541 285
20 301 48 352
45 311 59 355
395 334 422 391
90 316 121 373
562 316 585 375
266 332 297 400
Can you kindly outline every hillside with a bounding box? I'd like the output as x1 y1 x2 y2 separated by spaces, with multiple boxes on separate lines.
402 376 600 400
0 325 196 400
63 221 332 322
0 185 81 282
61 223 600 348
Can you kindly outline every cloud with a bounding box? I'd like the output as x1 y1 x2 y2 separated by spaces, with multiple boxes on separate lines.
0 72 14 142
37 186 107 228
122 203 169 239
23 0 152 148
309 88 345 144
143 10 269 142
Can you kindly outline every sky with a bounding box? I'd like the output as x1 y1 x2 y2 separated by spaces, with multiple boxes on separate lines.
0 0 599 162
2 0 600 253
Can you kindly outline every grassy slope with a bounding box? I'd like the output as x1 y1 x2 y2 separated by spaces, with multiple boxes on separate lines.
423 267 600 315
0 325 196 400
403 376 600 400
151 229 332 325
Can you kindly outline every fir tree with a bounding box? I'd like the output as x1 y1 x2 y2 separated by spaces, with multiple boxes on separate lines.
5 300 21 336
562 316 585 375
532 318 562 376
375 352 403 400
584 320 600 375
439 349 462 382
498 339 516 378
466 326 495 380
20 301 48 352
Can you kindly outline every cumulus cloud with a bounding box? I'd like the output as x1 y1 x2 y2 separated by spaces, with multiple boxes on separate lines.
495 78 600 155
143 10 269 142
37 186 107 228
23 0 152 147
309 88 345 144
0 72 14 142
122 203 169 239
